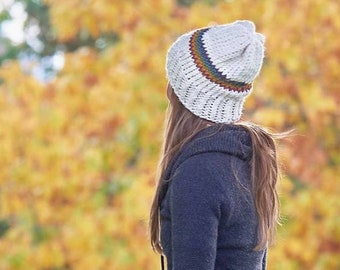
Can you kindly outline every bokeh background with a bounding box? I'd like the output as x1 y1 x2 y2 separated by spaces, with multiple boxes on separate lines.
0 0 339 269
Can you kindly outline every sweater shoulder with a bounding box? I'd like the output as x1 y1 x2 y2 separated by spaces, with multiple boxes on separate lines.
173 151 242 197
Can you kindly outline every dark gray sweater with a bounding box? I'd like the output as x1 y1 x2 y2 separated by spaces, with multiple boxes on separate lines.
159 124 267 270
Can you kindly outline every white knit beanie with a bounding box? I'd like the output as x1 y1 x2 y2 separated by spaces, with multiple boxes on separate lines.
166 20 265 123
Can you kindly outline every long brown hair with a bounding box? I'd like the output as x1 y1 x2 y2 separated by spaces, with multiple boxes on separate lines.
149 84 284 254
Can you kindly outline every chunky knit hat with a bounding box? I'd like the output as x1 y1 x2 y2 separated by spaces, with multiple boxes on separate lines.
166 20 265 123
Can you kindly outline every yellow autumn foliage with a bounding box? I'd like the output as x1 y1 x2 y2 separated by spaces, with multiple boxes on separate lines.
0 0 339 269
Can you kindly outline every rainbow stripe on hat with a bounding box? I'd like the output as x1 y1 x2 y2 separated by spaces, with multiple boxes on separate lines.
189 28 252 93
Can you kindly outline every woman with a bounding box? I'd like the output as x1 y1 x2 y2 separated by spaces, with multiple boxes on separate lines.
149 20 282 270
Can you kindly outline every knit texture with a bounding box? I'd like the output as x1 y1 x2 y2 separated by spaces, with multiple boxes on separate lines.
166 20 265 124
159 124 267 270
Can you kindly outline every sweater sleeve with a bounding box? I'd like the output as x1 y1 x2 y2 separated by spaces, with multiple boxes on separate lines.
170 154 224 270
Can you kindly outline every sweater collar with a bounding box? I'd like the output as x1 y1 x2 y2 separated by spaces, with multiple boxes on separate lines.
166 123 252 179
159 124 252 204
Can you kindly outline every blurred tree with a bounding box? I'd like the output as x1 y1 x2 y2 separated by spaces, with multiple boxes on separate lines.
0 0 118 78
0 0 339 269
178 0 221 6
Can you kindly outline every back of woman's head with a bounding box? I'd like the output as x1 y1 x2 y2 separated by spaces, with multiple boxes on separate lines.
149 20 285 254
